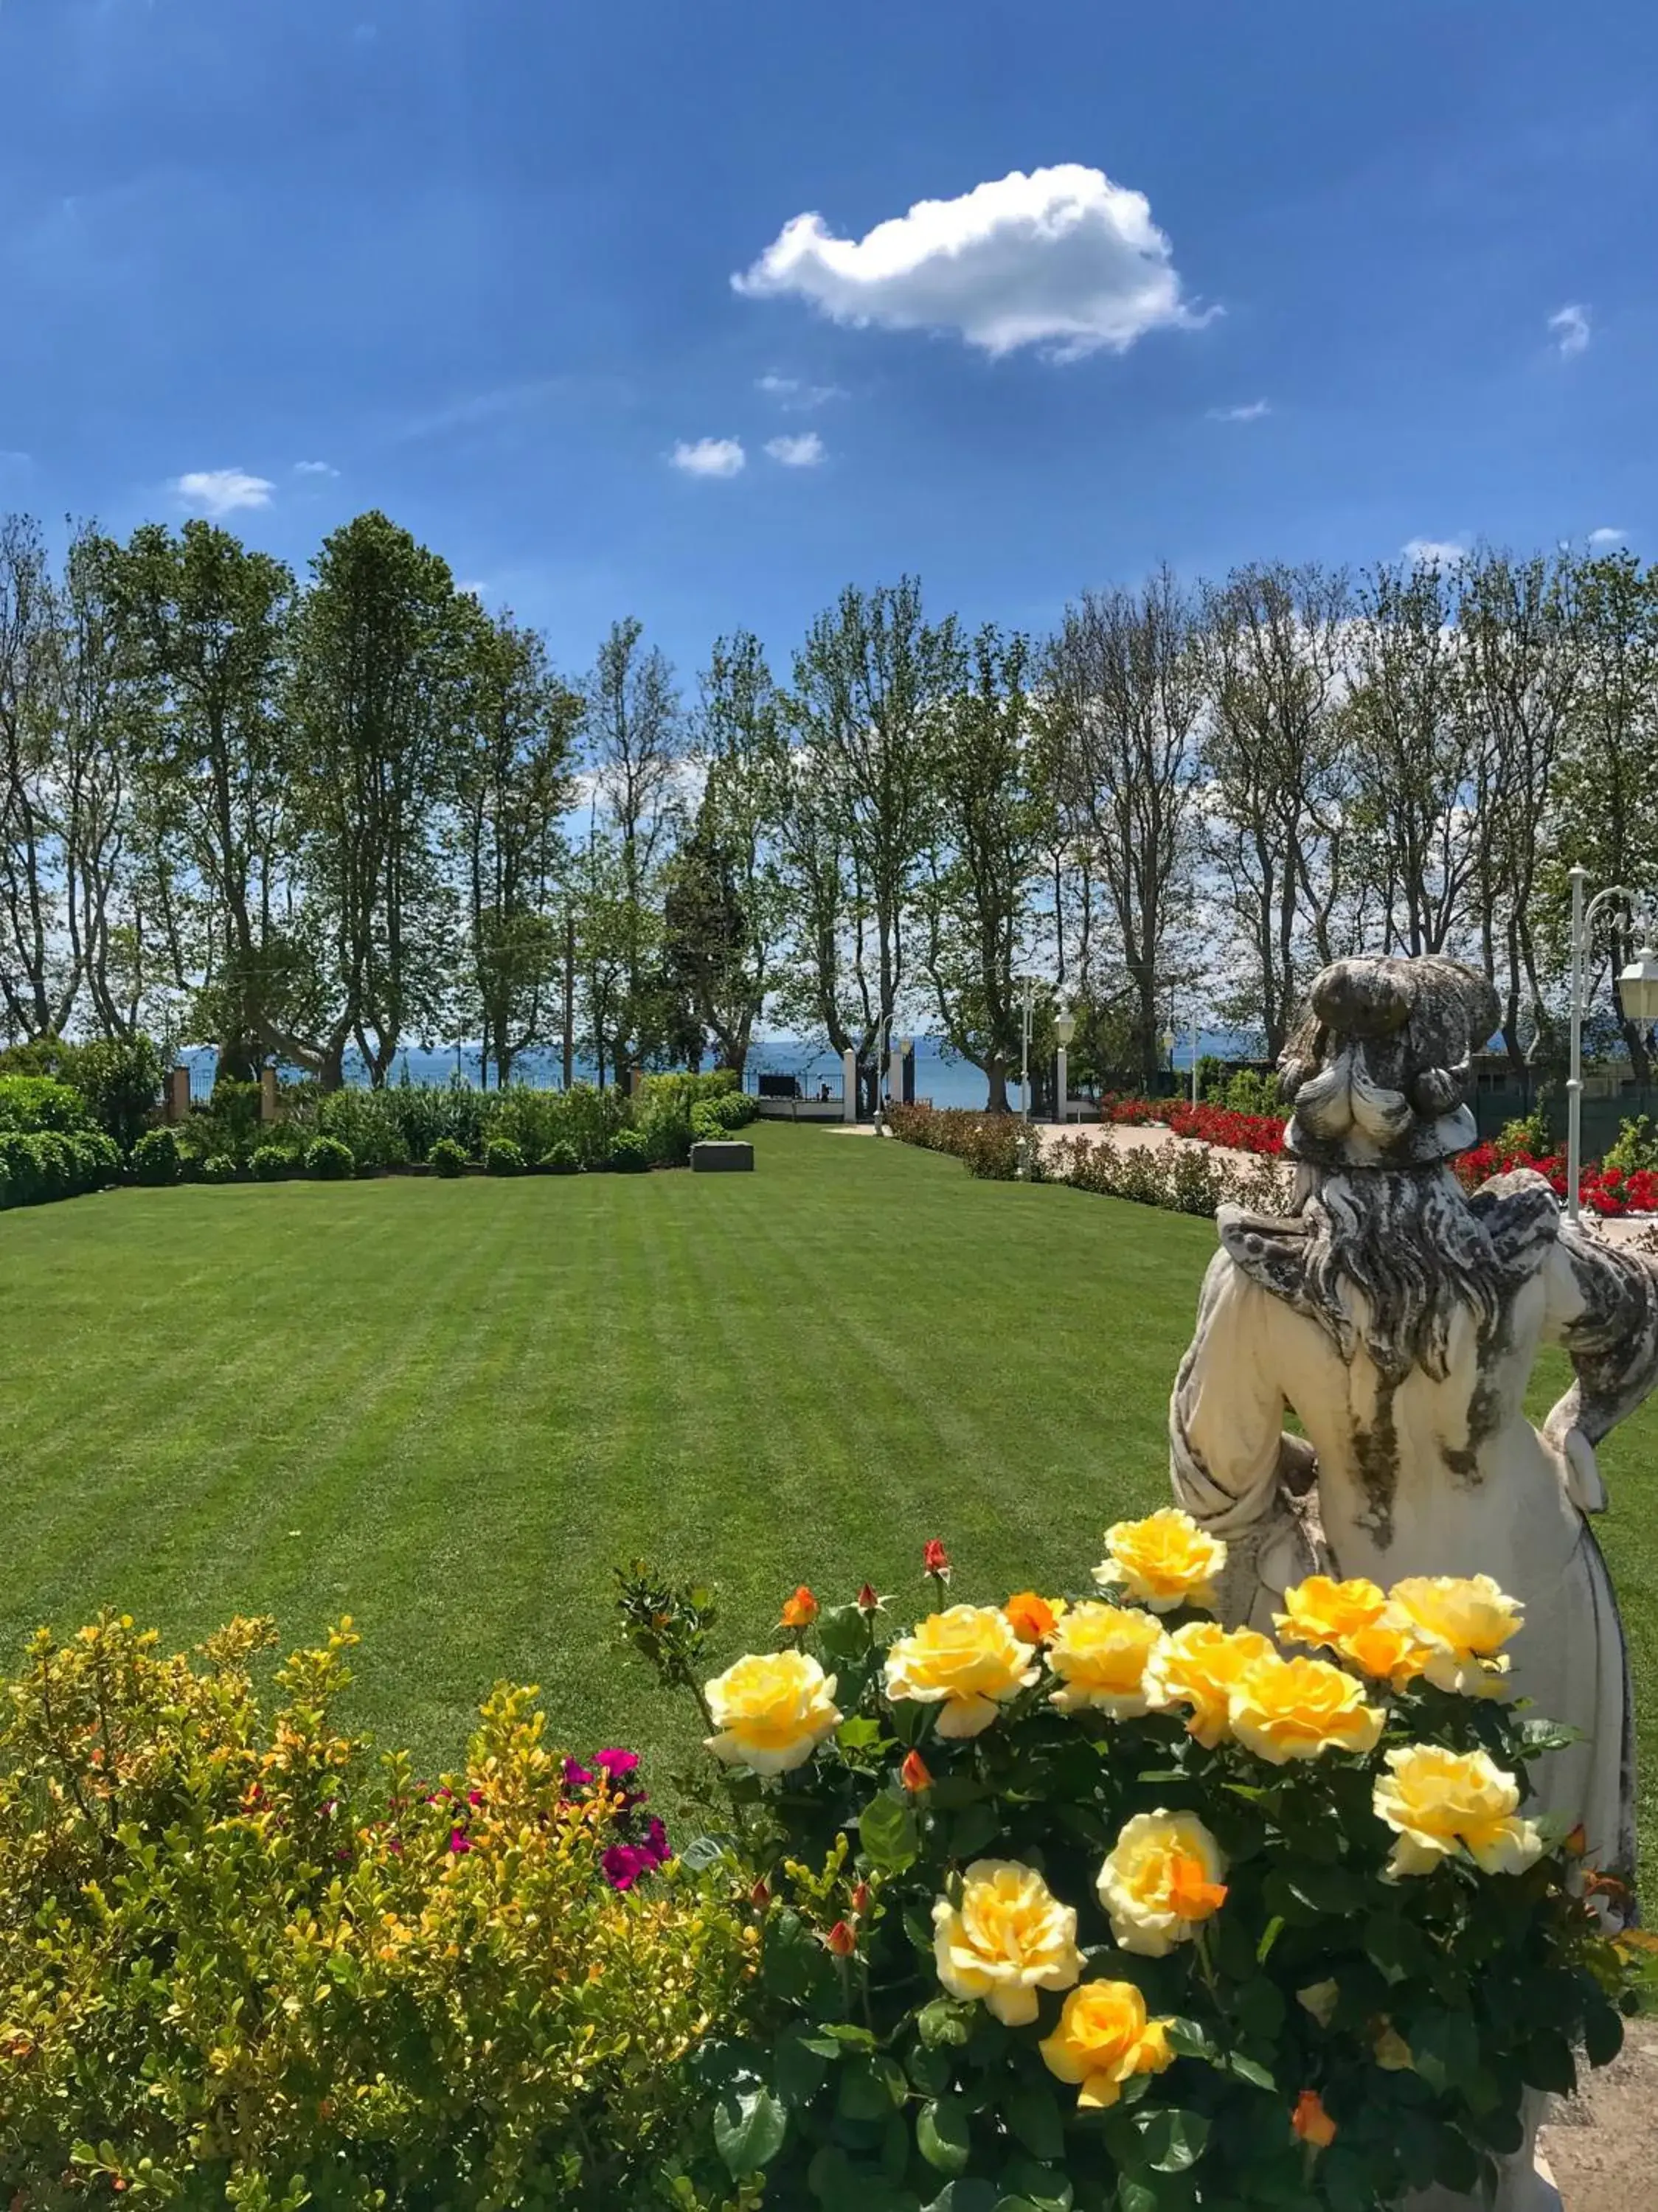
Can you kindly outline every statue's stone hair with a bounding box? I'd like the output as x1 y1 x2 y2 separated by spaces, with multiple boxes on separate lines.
1297 1163 1510 1382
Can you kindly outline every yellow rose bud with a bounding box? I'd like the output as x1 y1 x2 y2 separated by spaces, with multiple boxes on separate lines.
1382 1576 1523 1698
1227 1653 1385 1765
885 1605 1040 1739
1093 1507 1227 1614
1038 1979 1175 2109
1274 1575 1387 1652
1145 1621 1274 1748
931 1860 1081 2025
1047 1601 1168 1718
703 1650 842 1775
1371 1745 1544 1877
1097 1810 1228 1958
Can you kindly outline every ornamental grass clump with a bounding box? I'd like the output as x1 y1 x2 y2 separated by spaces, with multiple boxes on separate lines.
0 1614 755 2208
620 1520 1637 2211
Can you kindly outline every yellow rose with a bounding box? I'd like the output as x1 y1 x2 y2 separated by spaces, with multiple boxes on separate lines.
1097 1809 1228 1958
1372 1745 1544 1877
1382 1576 1523 1697
1145 1621 1274 1748
1335 1616 1435 1691
1047 1602 1168 1718
1093 1507 1227 1613
932 1860 1081 2025
1038 1979 1175 2109
1227 1652 1385 1764
1274 1575 1387 1652
703 1650 842 1775
885 1606 1040 1739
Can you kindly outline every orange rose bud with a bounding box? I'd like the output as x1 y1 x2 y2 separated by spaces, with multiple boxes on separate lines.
780 1585 819 1630
923 1539 951 1577
825 1919 857 1956
1564 1822 1588 1858
856 1582 881 1613
1004 1590 1062 1644
850 1882 871 1914
1292 2090 1337 2149
901 1749 934 1792
749 1877 771 1910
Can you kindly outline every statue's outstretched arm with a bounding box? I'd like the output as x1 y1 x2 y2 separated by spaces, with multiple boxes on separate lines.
1541 1227 1658 1512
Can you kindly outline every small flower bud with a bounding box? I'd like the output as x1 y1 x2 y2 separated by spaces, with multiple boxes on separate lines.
923 1539 951 1579
749 1877 770 1910
850 1882 871 1914
901 1749 933 1793
825 1919 856 1957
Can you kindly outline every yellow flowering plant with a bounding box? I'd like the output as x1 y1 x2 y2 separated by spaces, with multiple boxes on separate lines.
620 1524 1636 2212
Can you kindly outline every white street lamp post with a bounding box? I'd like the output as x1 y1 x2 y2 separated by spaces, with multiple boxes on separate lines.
1190 1009 1200 1106
1019 978 1034 1120
1566 864 1658 1222
1054 1007 1076 1126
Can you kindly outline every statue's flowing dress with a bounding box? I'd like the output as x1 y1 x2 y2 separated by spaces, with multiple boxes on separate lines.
1170 1168 1657 1893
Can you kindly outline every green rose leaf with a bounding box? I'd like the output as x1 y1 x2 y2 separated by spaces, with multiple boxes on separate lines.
861 1790 921 1872
1584 2000 1624 2069
999 2147 1075 2208
839 1715 888 1753
949 1803 1002 1858
1134 2107 1209 2174
776 2023 830 2108
918 2095 973 2174
819 1604 874 1663
713 2083 788 2177
1005 2081 1066 2163
918 1997 974 2048
1520 2028 1578 2098
922 2184 999 2212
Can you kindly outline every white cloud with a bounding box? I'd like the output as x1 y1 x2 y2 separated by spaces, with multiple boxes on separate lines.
1402 537 1468 566
294 459 339 477
1207 399 1270 422
173 468 274 518
670 437 746 479
1588 526 1626 548
757 372 845 409
1548 303 1590 358
765 431 825 468
733 163 1204 360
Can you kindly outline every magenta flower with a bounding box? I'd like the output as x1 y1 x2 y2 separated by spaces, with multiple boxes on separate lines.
563 1758 594 1788
643 1816 673 1865
595 1747 641 1779
601 1843 654 1891
448 1827 472 1854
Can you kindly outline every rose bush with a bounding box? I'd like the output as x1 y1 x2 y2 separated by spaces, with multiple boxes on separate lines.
620 1522 1637 2212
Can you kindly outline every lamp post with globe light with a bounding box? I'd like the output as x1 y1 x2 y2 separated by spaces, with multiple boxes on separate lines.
1054 1007 1076 1125
1567 864 1658 1223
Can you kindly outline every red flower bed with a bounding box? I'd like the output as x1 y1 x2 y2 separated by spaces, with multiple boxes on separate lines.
1103 1096 1287 1157
1454 1139 1658 1218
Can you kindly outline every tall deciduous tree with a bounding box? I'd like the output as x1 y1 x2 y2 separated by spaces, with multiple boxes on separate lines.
114 519 298 1078
920 625 1048 1112
0 515 74 1040
1043 568 1204 1088
781 579 957 1076
582 618 684 1088
1200 563 1355 1055
454 606 579 1087
289 511 471 1087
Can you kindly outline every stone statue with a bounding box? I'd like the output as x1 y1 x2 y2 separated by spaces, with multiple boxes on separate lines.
1169 953 1658 2205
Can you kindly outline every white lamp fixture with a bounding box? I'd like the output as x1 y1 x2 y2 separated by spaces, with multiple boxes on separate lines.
1617 941 1658 1024
1054 1010 1076 1047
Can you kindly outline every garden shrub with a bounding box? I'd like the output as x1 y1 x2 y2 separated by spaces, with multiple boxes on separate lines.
540 1140 581 1175
0 1035 166 1152
0 1614 753 2208
131 1125 183 1187
304 1134 355 1180
201 1153 237 1183
249 1142 292 1182
311 1085 412 1171
0 1074 92 1135
0 1129 119 1206
429 1135 470 1177
484 1135 526 1176
608 1127 650 1172
620 1537 1637 2212
690 1099 726 1144
1604 1112 1658 1175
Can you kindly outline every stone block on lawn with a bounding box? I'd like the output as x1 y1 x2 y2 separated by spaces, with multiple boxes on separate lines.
690 1141 754 1173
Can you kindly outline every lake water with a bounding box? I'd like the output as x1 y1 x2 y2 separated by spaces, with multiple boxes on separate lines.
182 1032 1259 1110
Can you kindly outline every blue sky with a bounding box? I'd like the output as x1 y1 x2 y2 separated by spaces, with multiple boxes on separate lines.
1 0 1654 683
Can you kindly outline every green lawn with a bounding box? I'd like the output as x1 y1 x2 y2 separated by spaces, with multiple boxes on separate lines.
1 1121 1654 1877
